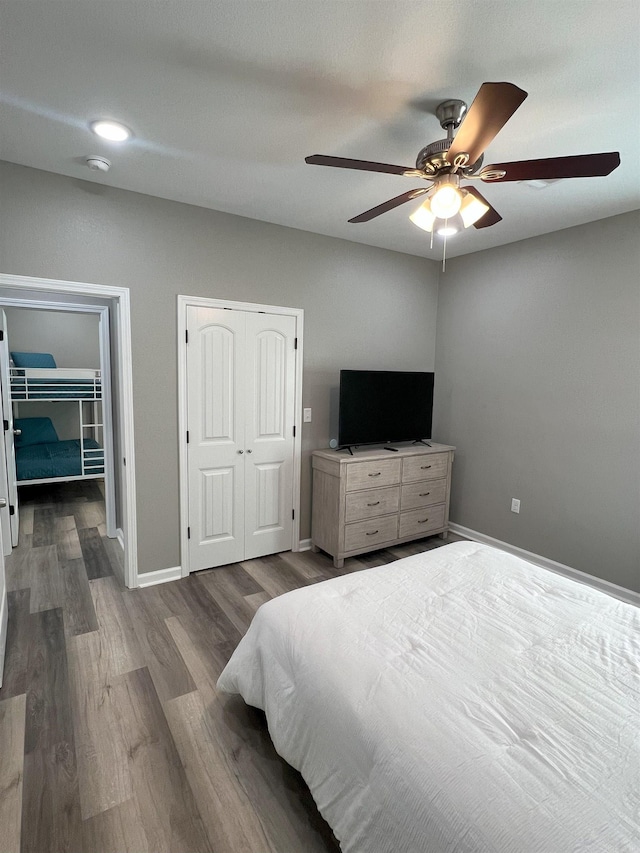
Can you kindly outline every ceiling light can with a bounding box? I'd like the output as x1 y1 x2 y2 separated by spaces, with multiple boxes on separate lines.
90 119 131 142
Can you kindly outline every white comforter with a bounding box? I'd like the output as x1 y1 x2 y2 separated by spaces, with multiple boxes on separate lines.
217 542 640 852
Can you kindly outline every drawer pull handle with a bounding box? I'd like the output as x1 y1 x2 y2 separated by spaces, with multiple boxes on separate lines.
366 530 379 536
418 518 429 524
368 472 381 477
367 501 380 506
420 465 432 470
419 492 431 497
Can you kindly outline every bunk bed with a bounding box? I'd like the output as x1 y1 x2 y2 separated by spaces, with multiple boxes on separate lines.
10 352 104 485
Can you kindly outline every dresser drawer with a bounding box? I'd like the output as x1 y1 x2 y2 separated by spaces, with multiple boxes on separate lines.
399 504 446 538
402 453 449 483
344 515 398 552
345 486 400 522
401 478 447 510
345 458 401 491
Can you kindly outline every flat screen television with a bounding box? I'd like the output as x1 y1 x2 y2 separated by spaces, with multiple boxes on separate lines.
338 369 434 448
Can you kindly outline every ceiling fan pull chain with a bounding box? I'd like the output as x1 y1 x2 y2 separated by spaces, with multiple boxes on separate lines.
442 223 447 272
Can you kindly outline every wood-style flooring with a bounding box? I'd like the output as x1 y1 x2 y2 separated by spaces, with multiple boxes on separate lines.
0 481 464 852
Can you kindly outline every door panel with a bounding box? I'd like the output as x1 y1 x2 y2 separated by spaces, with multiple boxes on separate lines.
202 325 236 441
0 497 6 686
187 307 245 571
0 408 11 558
0 311 18 549
244 312 296 559
254 462 284 529
255 330 287 439
200 467 235 540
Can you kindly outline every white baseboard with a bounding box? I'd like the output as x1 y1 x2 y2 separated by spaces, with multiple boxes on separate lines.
297 538 312 552
137 565 182 588
449 523 640 607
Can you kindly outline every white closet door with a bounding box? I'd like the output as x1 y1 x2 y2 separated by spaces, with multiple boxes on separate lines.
185 304 298 571
0 311 18 551
243 312 296 560
186 306 246 571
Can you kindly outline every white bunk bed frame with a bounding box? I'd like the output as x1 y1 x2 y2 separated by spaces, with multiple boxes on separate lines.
10 366 105 485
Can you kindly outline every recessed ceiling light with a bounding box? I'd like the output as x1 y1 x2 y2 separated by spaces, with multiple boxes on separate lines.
90 120 131 142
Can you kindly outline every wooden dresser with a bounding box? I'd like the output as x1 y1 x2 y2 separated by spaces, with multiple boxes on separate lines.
311 443 455 567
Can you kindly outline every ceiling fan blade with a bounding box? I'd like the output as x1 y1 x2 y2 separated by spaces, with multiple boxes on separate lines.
464 186 502 228
446 82 528 167
348 188 430 223
305 154 415 176
479 152 621 182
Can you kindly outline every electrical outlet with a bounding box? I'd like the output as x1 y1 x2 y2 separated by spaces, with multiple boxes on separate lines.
303 408 312 423
511 498 521 514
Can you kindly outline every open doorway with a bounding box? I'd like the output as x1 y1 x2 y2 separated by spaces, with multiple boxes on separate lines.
0 303 117 573
0 274 137 587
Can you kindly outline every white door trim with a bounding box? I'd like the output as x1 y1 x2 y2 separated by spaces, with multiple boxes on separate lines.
0 273 138 588
177 294 304 577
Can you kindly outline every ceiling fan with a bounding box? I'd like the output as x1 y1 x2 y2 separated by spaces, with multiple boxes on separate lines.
305 82 620 237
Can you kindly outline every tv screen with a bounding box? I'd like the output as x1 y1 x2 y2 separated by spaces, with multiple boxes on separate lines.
338 370 434 448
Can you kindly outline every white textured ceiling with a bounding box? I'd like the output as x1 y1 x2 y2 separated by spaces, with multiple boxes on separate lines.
1 0 639 259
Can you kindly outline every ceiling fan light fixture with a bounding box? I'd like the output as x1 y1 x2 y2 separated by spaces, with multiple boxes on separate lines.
429 181 463 219
409 199 436 233
459 191 490 228
436 224 459 237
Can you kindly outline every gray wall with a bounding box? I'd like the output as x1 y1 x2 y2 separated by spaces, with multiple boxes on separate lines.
4 306 100 368
0 161 440 574
434 211 640 591
4 307 100 440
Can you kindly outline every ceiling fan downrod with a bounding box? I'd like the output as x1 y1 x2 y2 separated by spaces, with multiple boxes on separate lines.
416 98 479 176
435 99 468 134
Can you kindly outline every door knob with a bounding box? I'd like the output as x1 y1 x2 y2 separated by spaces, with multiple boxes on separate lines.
0 498 6 508
238 449 244 454
13 429 21 436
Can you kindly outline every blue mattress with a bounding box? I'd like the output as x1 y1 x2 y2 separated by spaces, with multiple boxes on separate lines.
16 439 104 481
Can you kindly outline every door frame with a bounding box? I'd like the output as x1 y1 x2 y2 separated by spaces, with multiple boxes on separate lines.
177 295 304 577
0 273 138 588
0 299 116 539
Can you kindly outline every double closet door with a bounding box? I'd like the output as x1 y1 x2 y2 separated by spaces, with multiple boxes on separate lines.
186 305 297 571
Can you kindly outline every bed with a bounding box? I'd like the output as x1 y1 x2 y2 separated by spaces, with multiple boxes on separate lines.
10 364 101 401
8 352 105 485
14 417 104 483
217 541 640 852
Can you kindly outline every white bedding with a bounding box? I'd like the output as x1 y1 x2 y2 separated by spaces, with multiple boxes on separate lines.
217 542 640 852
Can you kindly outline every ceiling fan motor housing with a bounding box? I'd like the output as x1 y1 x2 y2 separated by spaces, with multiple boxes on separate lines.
416 139 483 176
416 138 451 173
